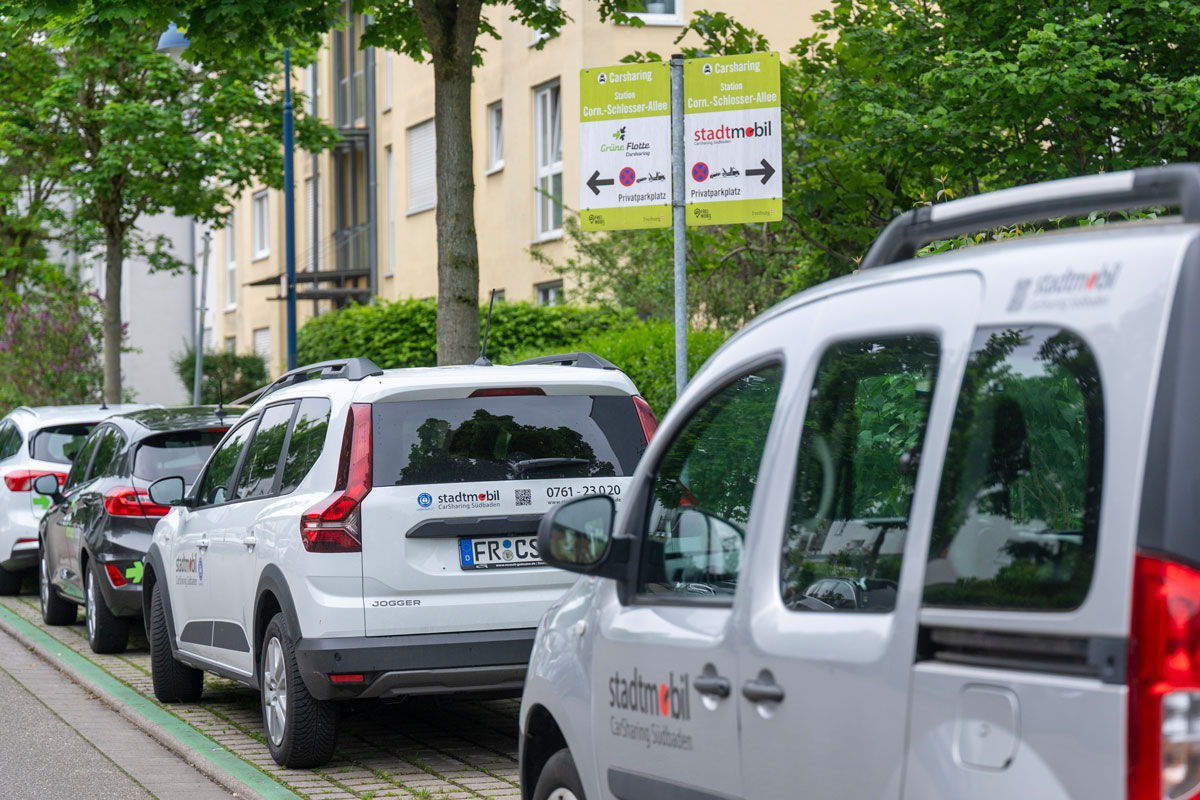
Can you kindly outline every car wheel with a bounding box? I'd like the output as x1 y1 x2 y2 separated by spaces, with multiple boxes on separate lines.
39 545 76 625
533 748 586 800
261 611 337 768
0 564 23 595
148 581 202 703
85 562 129 654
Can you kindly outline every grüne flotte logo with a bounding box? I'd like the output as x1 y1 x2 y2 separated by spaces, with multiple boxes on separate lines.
1008 263 1120 312
417 492 433 508
609 668 690 720
693 120 772 143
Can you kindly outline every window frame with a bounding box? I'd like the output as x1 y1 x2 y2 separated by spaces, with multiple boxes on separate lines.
627 356 786 609
63 428 103 493
252 190 270 260
536 279 563 306
385 145 395 276
224 212 237 310
193 415 259 509
625 0 684 26
406 118 436 215
486 100 504 174
232 402 297 502
533 79 563 239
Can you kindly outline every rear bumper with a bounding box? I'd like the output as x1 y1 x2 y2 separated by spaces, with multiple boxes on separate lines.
294 627 536 701
1 538 38 572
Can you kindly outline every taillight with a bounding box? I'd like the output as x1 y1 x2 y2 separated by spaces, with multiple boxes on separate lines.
632 395 658 443
1130 552 1200 800
4 470 66 492
104 563 127 587
301 403 371 553
103 487 170 518
469 387 546 397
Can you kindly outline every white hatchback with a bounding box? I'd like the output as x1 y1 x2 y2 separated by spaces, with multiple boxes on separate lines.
142 355 655 768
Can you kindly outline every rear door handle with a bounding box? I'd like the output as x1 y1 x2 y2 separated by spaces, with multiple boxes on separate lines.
198 538 210 551
243 535 257 549
742 670 785 704
693 675 731 698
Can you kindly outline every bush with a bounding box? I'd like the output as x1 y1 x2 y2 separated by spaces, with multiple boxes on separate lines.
296 299 637 369
173 347 269 405
509 321 729 419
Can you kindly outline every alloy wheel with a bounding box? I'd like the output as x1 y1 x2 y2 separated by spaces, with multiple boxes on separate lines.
263 636 288 747
548 790 579 800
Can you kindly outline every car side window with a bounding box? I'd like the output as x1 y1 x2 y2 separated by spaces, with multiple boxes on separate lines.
636 365 784 601
779 335 941 613
0 422 19 461
196 419 257 507
923 327 1103 611
64 430 102 492
279 398 331 493
234 403 295 500
89 427 127 479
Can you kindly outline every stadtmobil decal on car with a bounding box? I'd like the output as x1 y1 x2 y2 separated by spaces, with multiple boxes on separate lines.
1006 262 1120 312
175 551 204 586
608 668 694 751
430 489 502 511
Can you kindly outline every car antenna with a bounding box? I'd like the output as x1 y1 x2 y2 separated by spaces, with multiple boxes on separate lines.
214 378 227 421
474 288 498 366
99 392 108 411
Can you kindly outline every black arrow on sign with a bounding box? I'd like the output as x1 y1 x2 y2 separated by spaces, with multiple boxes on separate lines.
745 159 776 185
587 170 615 196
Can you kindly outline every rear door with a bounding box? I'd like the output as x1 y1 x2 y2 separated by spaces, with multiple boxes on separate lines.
361 392 647 637
737 274 978 799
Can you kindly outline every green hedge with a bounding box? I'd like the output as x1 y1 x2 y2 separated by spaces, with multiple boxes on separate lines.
173 347 268 404
296 299 637 369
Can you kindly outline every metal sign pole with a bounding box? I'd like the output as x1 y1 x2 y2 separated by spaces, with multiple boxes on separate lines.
671 54 687 398
192 231 211 405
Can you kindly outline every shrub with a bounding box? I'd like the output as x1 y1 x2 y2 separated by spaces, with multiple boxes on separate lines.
173 347 269 405
296 299 637 369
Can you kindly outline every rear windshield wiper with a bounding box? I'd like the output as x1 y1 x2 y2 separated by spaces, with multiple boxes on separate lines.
513 457 590 474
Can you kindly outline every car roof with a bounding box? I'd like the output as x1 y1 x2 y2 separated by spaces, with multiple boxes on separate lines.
6 403 160 430
103 406 247 437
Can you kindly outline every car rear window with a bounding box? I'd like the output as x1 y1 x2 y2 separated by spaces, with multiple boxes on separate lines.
31 423 96 464
133 429 229 485
373 395 646 486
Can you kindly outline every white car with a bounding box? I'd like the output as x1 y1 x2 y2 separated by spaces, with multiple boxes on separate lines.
142 355 656 768
0 404 153 594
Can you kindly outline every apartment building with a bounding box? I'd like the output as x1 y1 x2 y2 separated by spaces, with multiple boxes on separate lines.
214 0 819 375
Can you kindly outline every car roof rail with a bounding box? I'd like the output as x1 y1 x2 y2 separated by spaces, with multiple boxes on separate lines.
861 163 1200 270
510 352 619 370
10 405 37 418
251 357 385 403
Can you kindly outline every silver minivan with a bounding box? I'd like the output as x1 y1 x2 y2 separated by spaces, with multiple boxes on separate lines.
518 165 1200 800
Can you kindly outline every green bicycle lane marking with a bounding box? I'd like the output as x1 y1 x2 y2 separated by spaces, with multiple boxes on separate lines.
0 604 301 800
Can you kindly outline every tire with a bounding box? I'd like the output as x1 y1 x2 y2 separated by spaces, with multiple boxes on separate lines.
0 564 23 595
148 582 203 703
39 544 76 625
261 612 337 768
85 561 129 654
532 748 587 800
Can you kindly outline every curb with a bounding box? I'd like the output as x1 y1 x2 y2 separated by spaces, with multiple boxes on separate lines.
0 605 300 800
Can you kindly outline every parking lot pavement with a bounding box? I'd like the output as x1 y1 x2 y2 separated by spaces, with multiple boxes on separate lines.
0 594 523 800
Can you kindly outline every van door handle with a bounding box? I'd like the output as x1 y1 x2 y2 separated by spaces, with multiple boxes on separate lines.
243 535 257 549
742 670 785 704
198 538 210 551
693 674 731 698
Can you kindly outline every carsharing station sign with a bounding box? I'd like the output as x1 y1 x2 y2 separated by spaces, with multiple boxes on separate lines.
684 52 782 225
579 63 672 231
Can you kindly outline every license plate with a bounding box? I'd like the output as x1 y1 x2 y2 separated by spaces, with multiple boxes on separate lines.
459 536 543 570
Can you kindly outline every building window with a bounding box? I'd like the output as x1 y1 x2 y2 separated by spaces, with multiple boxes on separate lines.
536 280 563 306
252 191 270 259
385 146 395 275
306 63 319 116
253 327 271 365
305 175 321 272
487 101 504 173
408 119 436 214
224 213 237 309
534 80 562 238
225 336 236 353
383 50 392 111
492 289 506 303
628 0 682 23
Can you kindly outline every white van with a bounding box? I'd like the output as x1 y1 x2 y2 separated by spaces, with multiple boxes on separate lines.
520 165 1200 800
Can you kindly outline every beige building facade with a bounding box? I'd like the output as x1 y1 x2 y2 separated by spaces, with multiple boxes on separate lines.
214 0 820 376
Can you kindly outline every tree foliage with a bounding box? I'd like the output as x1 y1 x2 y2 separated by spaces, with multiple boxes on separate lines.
173 347 270 406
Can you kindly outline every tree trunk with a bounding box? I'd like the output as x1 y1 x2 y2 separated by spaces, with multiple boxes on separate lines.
102 226 123 403
428 8 483 366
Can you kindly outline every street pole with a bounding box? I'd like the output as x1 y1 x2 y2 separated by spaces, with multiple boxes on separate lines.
283 47 298 371
192 231 211 405
670 55 687 397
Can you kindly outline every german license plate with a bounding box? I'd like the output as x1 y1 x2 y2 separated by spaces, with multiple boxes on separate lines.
459 536 543 570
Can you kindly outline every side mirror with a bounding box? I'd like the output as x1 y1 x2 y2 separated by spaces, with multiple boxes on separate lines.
537 494 629 579
148 476 187 508
32 474 63 503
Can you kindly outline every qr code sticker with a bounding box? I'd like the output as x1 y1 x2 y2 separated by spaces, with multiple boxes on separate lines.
515 489 532 506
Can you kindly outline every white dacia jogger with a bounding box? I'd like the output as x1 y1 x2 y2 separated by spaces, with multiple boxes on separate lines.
142 354 656 767
522 165 1200 800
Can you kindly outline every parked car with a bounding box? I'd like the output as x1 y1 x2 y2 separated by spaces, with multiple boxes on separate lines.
34 406 242 654
520 165 1200 800
142 354 656 768
0 404 154 595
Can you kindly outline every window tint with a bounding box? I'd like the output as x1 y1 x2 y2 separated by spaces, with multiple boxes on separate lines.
31 423 96 464
279 399 331 493
86 427 126 481
780 336 940 613
0 422 20 461
235 404 294 500
133 429 229 485
373 395 645 486
637 366 783 600
197 420 256 507
923 327 1103 610
64 431 102 491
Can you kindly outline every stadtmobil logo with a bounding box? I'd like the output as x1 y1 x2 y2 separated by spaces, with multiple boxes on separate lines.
1008 263 1120 312
609 668 691 720
439 490 500 504
693 120 772 142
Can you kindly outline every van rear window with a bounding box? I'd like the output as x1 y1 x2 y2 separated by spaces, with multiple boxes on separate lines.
372 395 646 486
134 429 228 485
923 327 1103 611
